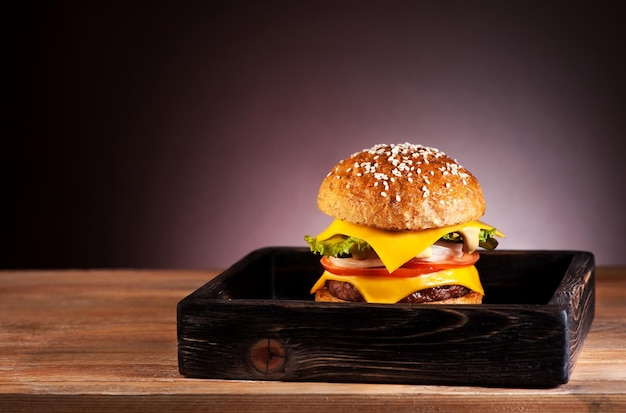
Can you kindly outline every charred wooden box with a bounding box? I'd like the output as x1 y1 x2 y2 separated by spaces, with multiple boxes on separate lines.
177 248 594 388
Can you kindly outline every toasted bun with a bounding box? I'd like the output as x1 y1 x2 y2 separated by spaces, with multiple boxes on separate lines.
315 288 483 304
318 143 486 231
315 288 350 302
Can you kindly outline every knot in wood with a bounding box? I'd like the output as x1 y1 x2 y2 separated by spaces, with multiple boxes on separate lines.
249 339 285 374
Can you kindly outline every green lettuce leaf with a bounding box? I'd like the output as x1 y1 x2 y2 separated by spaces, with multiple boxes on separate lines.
478 228 500 250
304 234 372 259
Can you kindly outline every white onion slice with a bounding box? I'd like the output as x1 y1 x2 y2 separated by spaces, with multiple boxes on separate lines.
328 256 384 269
418 241 464 262
329 240 468 269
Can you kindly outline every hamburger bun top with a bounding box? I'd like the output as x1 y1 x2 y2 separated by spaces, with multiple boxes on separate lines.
318 143 486 231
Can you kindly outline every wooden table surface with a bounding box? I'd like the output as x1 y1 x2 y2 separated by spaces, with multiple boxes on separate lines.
1 266 625 412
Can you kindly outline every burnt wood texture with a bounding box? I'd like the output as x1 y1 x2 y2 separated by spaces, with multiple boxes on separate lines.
177 248 594 387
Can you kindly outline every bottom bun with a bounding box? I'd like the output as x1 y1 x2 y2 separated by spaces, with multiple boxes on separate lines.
314 288 483 304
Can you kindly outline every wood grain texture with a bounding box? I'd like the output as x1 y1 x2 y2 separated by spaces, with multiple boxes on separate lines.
1 266 625 412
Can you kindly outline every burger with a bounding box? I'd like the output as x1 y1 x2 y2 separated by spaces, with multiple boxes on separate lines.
304 143 503 304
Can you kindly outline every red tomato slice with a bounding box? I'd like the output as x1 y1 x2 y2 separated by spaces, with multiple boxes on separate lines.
320 252 479 278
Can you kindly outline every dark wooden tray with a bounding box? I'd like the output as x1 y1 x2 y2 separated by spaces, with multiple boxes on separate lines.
177 248 594 388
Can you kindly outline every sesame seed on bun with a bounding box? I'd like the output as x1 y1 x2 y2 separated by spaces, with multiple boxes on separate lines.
317 143 486 231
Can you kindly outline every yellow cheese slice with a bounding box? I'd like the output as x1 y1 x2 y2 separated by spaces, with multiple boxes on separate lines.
311 266 484 304
316 219 499 273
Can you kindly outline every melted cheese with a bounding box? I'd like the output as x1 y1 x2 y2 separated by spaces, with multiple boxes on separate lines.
315 219 498 273
311 266 484 304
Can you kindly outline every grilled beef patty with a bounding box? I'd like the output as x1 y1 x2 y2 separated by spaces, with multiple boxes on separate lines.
326 280 472 303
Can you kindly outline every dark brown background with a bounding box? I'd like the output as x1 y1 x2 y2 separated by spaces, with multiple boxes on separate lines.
5 1 625 269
